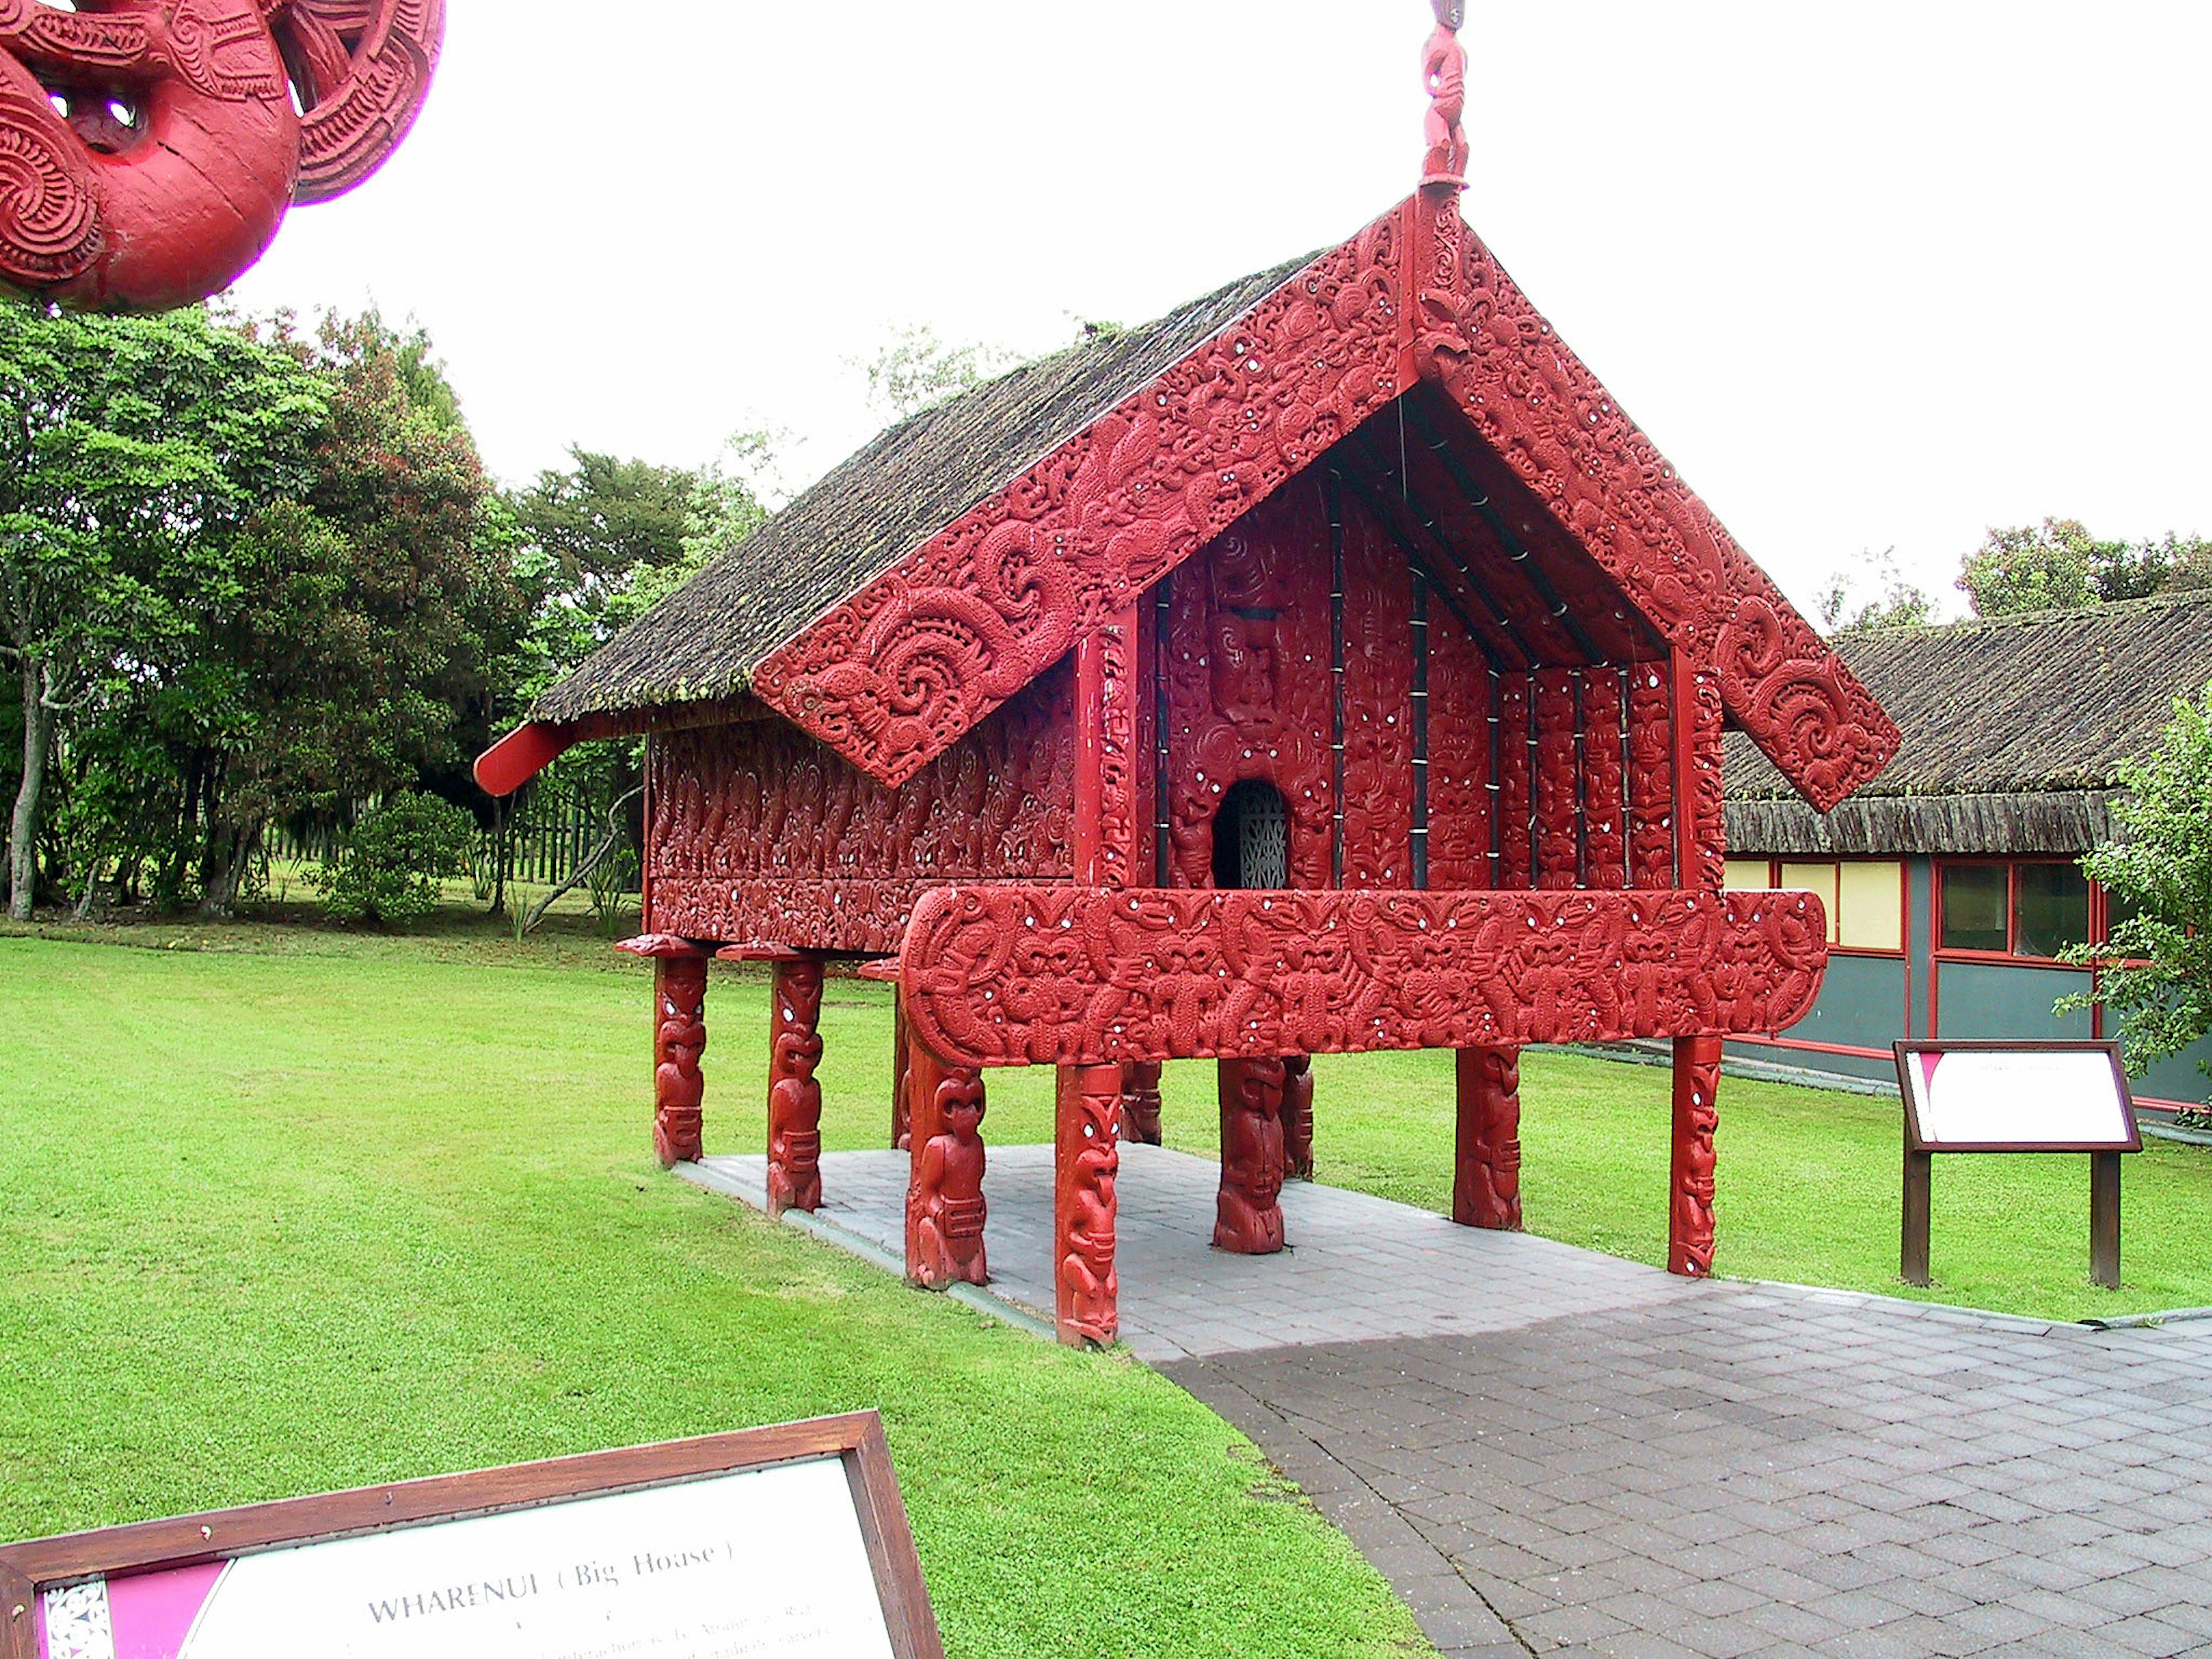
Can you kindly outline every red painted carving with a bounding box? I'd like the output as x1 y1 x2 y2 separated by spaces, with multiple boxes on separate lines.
1684 666 1726 892
1626 665 1675 888
651 955 707 1169
1165 486 1334 888
1075 609 1140 888
1420 1 1468 188
1495 675 1532 887
1453 1046 1522 1229
1533 668 1579 889
1119 1060 1164 1146
1413 221 1899 814
1281 1053 1315 1181
1055 1063 1120 1346
1425 608 1493 891
0 0 440 311
891 988 913 1151
905 1055 988 1290
1581 668 1627 891
766 957 825 1217
753 213 1407 787
1670 1034 1721 1277
900 885 1829 1069
1340 494 1414 889
1215 1058 1286 1254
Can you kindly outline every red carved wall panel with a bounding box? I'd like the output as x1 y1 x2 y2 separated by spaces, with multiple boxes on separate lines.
1684 667 1728 893
1414 219 1899 814
1495 676 1533 887
1627 665 1676 890
1215 1058 1287 1254
754 212 1408 789
1055 1063 1121 1346
0 0 440 311
1339 493 1415 889
1425 607 1494 891
900 885 1830 1069
766 958 825 1217
1163 488 1334 889
1581 668 1628 891
1670 1035 1721 1277
1533 668 1580 890
1075 609 1140 889
1453 1046 1522 1230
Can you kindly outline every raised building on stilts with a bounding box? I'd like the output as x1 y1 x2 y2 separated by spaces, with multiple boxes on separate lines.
476 6 1900 1348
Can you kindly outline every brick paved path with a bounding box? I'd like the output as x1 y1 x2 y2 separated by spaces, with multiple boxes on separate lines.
687 1147 2212 1658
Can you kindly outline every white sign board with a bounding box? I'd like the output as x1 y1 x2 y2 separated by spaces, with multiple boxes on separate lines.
1898 1044 2139 1151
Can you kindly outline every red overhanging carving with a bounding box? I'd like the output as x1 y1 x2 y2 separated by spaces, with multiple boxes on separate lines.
1412 219 1899 814
0 0 441 310
899 885 1829 1070
752 212 1407 788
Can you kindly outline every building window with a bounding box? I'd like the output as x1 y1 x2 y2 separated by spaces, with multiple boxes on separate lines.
1212 779 1290 889
1726 858 1903 954
1937 860 2097 961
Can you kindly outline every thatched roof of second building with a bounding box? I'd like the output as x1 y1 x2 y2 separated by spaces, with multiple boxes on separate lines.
1727 592 2212 855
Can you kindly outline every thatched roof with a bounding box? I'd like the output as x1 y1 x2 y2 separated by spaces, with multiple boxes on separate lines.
533 255 1315 724
1727 593 2212 854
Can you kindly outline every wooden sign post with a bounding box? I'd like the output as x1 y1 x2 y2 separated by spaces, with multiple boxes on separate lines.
1893 1041 2141 1291
1 1412 941 1659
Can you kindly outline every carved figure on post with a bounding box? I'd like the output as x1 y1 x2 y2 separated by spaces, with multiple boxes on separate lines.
1454 1046 1522 1229
1056 1064 1122 1347
1215 1057 1287 1253
766 957 826 1217
1120 1060 1163 1145
907 1064 988 1289
653 959 708 1168
1671 1035 1722 1275
1281 1054 1315 1180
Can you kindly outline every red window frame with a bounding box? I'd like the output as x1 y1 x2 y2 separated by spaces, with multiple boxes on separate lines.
1933 857 2113 965
1736 856 1908 960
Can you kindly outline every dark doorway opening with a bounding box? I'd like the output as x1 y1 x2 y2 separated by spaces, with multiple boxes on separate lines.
1212 779 1291 889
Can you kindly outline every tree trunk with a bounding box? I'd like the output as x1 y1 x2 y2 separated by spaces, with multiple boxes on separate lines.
9 658 55 922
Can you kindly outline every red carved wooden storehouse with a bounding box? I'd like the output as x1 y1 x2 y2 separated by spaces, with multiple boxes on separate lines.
479 10 1898 1348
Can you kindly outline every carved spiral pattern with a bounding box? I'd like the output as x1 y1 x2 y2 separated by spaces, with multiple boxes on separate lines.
0 77 95 281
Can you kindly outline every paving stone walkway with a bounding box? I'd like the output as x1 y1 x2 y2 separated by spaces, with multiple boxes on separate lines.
684 1147 2212 1659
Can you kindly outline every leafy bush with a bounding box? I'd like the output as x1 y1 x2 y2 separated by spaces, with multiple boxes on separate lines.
312 794 478 925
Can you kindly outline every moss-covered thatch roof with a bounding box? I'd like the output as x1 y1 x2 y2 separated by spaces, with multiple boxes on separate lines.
533 255 1315 725
1726 592 2212 854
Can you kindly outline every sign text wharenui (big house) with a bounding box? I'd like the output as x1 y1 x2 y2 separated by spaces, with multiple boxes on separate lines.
478 3 1900 1348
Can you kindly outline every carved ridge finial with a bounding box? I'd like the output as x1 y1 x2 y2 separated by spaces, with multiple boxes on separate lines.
1422 0 1470 190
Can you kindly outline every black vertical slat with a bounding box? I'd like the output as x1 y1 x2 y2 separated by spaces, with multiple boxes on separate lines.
1573 668 1590 890
1411 571 1430 891
1487 671 1503 887
1327 471 1348 890
1154 573 1173 887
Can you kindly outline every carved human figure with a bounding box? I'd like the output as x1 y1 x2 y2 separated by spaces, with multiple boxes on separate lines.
1281 1054 1315 1181
907 1069 988 1289
1453 1046 1522 1230
1119 1060 1164 1145
1056 1064 1121 1347
652 956 708 1168
891 991 914 1151
1215 1058 1287 1254
766 957 825 1216
1670 1035 1721 1275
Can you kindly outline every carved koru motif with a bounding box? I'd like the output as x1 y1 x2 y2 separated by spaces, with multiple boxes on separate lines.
1533 668 1580 889
1581 668 1628 891
1412 222 1899 813
651 956 708 1168
1495 675 1533 887
753 210 1407 787
1670 1036 1721 1277
1626 665 1675 889
1056 1063 1121 1346
1421 0 1469 187
1119 1060 1164 1145
0 0 441 310
1454 1045 1522 1230
906 1066 988 1289
1281 1054 1315 1181
766 957 825 1216
1216 1057 1286 1255
899 885 1830 1070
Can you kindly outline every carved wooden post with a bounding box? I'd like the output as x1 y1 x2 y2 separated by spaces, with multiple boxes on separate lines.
905 1049 988 1289
1119 1061 1164 1145
1454 1046 1522 1229
1056 1063 1122 1346
892 985 913 1152
1670 1034 1722 1276
1215 1058 1287 1253
1282 1054 1315 1180
766 956 825 1217
650 952 709 1168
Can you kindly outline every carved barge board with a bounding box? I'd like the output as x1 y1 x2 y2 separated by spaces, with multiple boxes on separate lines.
899 885 1828 1070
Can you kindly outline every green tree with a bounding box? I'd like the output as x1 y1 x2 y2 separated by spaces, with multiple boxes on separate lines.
0 302 323 919
1957 519 2101 617
855 325 1018 422
2059 683 2212 1109
1815 547 1934 635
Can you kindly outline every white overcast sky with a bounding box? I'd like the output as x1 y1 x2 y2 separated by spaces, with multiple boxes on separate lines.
229 2 2211 622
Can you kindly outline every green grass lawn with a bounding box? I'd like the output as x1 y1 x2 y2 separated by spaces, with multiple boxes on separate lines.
0 922 1427 1659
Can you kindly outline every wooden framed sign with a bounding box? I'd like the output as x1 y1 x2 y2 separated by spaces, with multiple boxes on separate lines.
0 1412 942 1659
1893 1041 2141 1289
